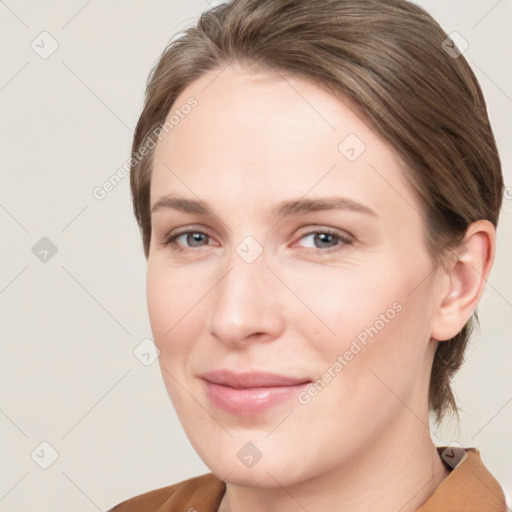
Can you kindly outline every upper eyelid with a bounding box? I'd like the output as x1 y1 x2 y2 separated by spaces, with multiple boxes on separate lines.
166 225 351 237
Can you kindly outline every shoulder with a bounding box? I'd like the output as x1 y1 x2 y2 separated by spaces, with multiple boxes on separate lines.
106 472 225 512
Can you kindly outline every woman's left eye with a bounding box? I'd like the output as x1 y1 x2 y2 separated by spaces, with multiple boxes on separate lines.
296 230 353 253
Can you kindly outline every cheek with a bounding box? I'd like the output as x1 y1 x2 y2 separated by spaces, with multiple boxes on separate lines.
146 265 171 339
331 283 433 411
286 256 433 380
146 264 200 361
146 264 204 418
279 259 406 346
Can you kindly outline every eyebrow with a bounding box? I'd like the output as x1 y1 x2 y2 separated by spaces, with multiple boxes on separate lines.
150 195 376 218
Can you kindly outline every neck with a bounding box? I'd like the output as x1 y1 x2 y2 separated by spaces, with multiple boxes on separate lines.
218 414 450 512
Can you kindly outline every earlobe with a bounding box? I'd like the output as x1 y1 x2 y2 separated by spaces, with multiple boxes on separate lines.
430 220 496 342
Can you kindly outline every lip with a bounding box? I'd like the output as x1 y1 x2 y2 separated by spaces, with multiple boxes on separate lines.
201 369 311 416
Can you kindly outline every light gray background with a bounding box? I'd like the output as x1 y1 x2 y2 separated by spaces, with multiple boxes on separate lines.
0 1 510 511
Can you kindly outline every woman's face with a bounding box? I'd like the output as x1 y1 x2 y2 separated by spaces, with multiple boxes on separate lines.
147 64 444 487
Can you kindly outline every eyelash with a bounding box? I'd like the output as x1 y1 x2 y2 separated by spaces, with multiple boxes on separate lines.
159 228 354 255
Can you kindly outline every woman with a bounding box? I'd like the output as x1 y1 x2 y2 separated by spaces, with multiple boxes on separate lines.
108 0 507 510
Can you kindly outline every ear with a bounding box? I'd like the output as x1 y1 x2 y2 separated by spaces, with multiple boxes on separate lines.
430 220 496 342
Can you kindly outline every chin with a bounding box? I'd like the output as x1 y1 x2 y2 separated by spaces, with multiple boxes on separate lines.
192 438 314 489
212 460 304 489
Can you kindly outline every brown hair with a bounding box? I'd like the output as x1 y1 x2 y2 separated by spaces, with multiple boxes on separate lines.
130 0 503 424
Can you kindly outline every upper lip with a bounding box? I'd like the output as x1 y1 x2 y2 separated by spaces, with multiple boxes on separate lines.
201 369 311 388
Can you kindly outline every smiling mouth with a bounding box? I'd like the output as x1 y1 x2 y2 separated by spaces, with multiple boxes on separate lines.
200 369 311 415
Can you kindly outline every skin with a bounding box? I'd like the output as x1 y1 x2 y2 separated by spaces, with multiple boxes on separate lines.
147 63 495 512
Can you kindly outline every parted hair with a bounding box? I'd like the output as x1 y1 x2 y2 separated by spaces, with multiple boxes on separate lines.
129 0 503 424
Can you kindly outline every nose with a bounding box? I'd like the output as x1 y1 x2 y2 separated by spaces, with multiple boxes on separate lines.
206 248 285 349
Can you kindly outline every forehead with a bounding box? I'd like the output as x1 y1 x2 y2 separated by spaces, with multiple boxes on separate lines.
150 64 420 223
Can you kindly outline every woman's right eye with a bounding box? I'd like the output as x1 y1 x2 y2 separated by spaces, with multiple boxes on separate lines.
161 230 211 253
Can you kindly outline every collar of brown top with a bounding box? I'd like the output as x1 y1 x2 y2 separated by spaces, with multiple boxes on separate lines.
416 446 507 511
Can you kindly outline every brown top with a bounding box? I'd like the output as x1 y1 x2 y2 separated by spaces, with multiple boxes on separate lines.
106 447 507 512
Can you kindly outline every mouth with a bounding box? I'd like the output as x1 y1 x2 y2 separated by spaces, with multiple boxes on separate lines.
200 369 311 416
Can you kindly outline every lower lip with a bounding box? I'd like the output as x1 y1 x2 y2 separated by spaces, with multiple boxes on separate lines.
203 381 310 416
